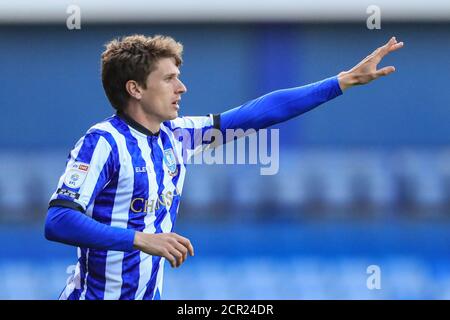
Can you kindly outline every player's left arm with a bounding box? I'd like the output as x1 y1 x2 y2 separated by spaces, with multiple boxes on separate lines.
218 37 404 134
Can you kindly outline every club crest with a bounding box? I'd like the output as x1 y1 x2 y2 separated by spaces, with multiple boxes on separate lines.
163 148 179 176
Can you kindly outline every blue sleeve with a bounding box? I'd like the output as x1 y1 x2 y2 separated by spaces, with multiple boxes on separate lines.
219 76 343 132
44 206 135 252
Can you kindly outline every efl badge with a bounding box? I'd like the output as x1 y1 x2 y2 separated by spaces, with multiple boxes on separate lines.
64 162 90 189
163 148 179 177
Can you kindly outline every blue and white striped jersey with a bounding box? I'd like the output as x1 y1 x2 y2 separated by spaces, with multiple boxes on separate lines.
49 112 218 300
46 75 342 300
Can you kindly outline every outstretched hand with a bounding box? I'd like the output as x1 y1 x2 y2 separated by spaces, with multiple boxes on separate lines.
338 37 404 91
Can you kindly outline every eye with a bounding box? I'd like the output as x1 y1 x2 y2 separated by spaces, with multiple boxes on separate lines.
165 74 180 82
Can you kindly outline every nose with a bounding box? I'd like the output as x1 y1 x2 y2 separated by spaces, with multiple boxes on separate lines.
176 79 187 94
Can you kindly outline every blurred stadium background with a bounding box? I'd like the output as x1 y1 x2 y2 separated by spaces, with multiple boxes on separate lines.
1 1 449 299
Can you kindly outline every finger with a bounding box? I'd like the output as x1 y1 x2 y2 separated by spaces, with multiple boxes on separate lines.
168 247 184 267
171 239 188 263
162 249 177 268
172 233 195 256
384 36 397 48
378 37 398 58
375 66 396 78
368 42 392 64
165 239 185 267
388 41 404 53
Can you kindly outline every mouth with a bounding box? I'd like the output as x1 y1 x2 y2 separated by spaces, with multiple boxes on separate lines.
172 99 181 110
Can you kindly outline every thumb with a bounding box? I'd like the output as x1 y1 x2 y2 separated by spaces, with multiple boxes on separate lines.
375 66 396 78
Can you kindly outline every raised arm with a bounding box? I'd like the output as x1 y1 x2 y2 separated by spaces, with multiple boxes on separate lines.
219 37 404 133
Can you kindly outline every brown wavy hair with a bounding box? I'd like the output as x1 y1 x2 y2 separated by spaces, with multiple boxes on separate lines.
101 34 183 111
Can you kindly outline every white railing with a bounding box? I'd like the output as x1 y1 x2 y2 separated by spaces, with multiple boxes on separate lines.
1 0 450 23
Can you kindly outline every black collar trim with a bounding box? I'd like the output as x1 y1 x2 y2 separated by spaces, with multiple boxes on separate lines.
116 111 160 137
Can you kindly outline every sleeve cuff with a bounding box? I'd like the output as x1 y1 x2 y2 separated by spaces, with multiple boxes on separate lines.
49 199 85 213
123 229 137 252
212 113 221 131
331 75 344 96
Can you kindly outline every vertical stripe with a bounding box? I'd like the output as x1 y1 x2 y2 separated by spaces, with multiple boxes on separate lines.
84 130 119 209
143 134 167 300
96 120 134 299
110 118 149 300
60 222 84 300
160 129 183 228
76 248 88 299
77 131 120 300
75 120 131 300
75 133 101 164
154 288 161 300
77 224 91 298
132 131 159 300
64 262 81 300
83 170 119 300
86 152 118 222
153 216 170 298
76 135 114 210
143 130 184 300
58 132 115 300
164 126 187 196
148 128 186 300
64 247 87 300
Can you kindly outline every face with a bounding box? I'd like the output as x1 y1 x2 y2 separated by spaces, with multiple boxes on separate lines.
136 57 187 122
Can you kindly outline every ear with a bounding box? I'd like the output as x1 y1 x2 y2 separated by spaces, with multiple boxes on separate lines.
125 80 142 100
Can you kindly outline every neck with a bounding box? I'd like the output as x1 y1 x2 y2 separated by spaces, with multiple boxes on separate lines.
122 102 161 134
